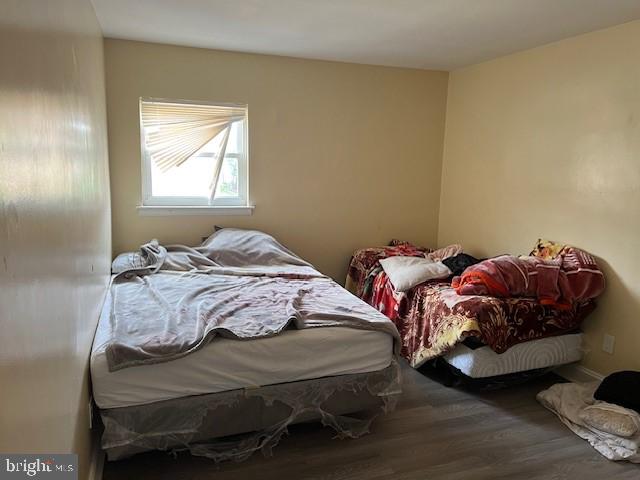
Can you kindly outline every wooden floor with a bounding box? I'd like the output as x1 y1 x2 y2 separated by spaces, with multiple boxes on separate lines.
103 363 639 480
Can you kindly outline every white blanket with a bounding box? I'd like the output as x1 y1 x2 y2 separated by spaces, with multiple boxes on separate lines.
537 382 640 462
107 229 400 372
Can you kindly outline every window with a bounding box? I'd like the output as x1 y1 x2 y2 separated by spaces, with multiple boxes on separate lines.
139 98 250 212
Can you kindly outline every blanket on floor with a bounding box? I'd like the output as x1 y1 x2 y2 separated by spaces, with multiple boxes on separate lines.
537 382 640 462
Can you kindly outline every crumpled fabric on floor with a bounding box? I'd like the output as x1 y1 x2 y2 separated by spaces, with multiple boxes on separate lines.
537 381 640 462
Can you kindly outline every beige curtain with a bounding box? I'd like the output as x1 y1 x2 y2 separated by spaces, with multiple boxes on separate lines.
141 100 246 172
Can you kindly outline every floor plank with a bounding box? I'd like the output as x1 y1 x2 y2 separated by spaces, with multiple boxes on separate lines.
102 363 639 479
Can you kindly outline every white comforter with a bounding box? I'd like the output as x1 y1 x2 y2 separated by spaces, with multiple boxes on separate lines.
106 228 400 372
537 381 640 462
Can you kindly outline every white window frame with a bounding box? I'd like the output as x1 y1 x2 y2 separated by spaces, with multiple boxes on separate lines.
138 97 252 215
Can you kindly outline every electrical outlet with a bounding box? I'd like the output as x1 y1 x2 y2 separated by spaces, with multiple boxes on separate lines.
602 334 615 355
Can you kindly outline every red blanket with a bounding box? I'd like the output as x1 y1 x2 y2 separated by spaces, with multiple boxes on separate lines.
452 247 605 309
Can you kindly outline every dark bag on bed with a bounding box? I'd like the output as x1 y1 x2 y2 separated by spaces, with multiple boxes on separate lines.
594 371 640 414
442 253 482 277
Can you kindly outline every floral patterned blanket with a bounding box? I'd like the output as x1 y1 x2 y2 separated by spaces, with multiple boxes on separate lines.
346 243 594 368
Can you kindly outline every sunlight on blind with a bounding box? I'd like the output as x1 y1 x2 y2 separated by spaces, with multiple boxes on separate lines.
140 99 246 171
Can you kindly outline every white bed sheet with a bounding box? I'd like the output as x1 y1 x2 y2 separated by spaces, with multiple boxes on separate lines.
91 292 393 409
443 333 583 378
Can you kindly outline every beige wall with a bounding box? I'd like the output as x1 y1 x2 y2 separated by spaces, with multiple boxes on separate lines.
439 20 640 375
105 39 449 281
0 1 111 478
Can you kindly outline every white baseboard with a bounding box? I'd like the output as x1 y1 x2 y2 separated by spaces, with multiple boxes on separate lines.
554 362 604 383
88 444 105 480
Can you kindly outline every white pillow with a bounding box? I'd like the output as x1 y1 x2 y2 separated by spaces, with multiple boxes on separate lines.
111 252 147 273
579 402 640 438
379 256 452 292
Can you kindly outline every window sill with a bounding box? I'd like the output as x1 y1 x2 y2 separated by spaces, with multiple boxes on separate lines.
137 205 255 216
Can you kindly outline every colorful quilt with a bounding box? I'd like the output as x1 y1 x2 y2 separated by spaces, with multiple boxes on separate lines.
346 243 594 368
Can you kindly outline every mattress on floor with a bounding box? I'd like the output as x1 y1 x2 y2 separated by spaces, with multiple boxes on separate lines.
442 333 583 378
91 292 393 409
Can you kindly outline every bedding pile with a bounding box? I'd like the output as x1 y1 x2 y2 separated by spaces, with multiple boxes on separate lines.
98 228 402 461
537 381 640 462
346 239 600 369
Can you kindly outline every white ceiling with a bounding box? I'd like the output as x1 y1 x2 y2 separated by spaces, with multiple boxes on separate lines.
91 0 640 71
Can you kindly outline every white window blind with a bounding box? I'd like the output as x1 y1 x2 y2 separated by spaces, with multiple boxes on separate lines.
139 98 249 208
